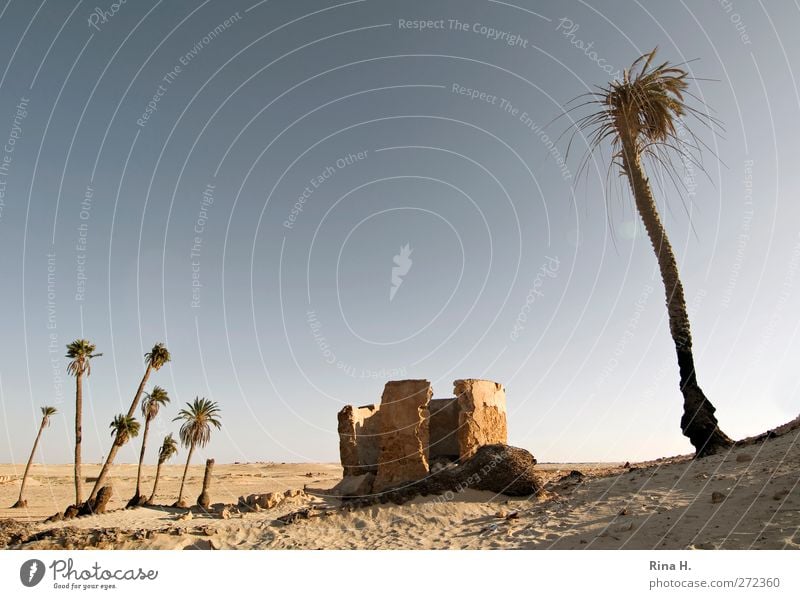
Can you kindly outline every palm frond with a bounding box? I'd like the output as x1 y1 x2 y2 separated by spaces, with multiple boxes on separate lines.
172 397 222 449
110 414 141 444
145 343 171 371
142 386 170 420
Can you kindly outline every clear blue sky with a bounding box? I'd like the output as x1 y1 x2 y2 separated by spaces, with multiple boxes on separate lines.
0 0 798 466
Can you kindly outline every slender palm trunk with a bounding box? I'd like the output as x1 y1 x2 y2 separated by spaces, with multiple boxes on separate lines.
74 374 84 506
88 439 124 508
176 443 195 506
13 417 46 508
619 127 733 456
88 366 152 503
148 459 165 504
134 417 152 498
126 366 152 419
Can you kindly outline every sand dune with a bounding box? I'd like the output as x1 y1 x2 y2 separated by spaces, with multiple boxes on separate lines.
1 429 798 550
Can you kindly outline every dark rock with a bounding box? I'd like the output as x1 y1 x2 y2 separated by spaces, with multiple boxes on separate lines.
0 518 36 548
345 444 543 505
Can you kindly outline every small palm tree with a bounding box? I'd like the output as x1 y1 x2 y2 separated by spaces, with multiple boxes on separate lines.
173 397 221 507
89 342 170 503
147 433 178 505
66 339 102 506
570 49 733 456
12 406 57 508
131 386 170 504
85 415 140 510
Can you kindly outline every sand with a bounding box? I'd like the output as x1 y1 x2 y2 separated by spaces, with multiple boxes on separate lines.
1 429 798 549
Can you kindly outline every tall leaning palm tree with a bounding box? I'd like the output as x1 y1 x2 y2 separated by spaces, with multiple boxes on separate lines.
173 397 221 507
130 386 170 505
147 433 178 505
12 406 57 508
66 339 102 506
84 415 140 510
88 342 170 503
571 49 733 456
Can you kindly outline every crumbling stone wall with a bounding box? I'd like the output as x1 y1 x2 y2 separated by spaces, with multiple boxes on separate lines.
337 404 381 476
336 378 507 495
372 380 432 492
455 379 508 459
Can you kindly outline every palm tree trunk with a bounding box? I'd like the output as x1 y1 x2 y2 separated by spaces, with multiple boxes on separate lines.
88 366 152 503
148 459 165 504
619 130 733 457
126 365 152 419
197 458 214 509
175 443 195 506
13 417 46 508
87 440 124 507
134 417 152 498
74 374 83 506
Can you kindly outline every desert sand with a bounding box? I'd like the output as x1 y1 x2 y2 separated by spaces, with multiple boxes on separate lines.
1 429 798 550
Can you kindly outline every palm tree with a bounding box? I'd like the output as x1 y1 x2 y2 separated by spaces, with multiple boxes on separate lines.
88 342 170 503
84 415 140 511
66 339 102 506
12 406 57 508
173 397 221 507
147 433 178 505
571 49 733 456
130 386 170 504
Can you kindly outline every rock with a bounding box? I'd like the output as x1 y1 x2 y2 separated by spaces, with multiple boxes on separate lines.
338 404 381 476
284 489 302 498
711 491 726 504
736 453 753 463
0 519 36 548
332 473 375 497
177 511 193 521
454 379 507 459
63 505 80 519
773 489 789 501
451 444 542 496
219 507 231 520
277 508 313 524
255 492 282 509
361 444 543 504
373 380 432 492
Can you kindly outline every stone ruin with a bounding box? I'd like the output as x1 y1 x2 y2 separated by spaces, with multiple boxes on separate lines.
336 379 508 495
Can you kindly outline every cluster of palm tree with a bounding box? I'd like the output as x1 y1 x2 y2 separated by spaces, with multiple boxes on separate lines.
12 340 222 512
